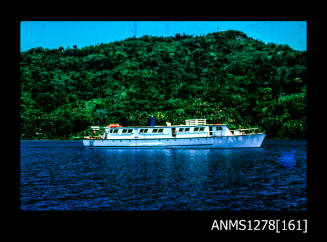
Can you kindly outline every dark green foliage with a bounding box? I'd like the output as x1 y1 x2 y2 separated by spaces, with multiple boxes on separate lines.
20 30 307 139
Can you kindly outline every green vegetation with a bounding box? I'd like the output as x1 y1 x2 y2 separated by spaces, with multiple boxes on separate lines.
20 30 307 139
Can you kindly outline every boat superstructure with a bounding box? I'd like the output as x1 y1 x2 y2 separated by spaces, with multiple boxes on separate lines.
83 119 266 148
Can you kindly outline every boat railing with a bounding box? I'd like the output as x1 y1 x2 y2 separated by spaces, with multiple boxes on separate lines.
84 136 103 140
230 128 263 135
185 119 207 126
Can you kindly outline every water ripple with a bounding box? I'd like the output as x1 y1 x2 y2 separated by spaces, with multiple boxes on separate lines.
20 140 307 211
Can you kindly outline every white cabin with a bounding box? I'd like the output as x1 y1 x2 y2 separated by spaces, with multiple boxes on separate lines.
102 123 233 139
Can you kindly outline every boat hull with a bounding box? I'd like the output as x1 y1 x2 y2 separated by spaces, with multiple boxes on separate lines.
82 134 266 148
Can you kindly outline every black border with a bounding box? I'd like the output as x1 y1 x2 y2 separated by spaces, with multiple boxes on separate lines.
15 16 314 239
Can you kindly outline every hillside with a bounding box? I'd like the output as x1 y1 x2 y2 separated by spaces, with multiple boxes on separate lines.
20 30 307 139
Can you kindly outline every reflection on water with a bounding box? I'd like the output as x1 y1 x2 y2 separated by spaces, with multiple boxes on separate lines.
20 140 307 211
278 149 297 169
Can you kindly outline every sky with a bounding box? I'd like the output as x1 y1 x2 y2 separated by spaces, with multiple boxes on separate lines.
20 21 307 52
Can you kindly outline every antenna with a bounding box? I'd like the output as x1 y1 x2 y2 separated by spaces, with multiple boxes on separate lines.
166 21 170 36
134 21 137 38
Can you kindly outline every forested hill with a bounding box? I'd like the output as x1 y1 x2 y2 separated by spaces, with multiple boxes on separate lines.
20 30 307 139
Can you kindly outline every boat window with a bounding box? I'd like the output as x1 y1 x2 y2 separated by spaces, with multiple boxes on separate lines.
199 127 205 131
143 129 148 133
128 129 133 133
185 128 190 132
113 129 118 133
194 127 199 131
122 129 128 133
152 129 158 133
179 128 184 132
140 129 144 133
217 126 223 130
158 128 164 133
110 129 113 133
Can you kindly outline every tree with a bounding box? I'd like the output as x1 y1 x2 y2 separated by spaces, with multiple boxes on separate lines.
20 30 307 139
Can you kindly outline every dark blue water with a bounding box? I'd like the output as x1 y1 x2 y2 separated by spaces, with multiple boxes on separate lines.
20 140 306 211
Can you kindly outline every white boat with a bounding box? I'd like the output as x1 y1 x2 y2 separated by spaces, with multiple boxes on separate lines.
82 119 266 148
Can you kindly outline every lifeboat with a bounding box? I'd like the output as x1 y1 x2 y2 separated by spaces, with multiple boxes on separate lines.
107 124 121 127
